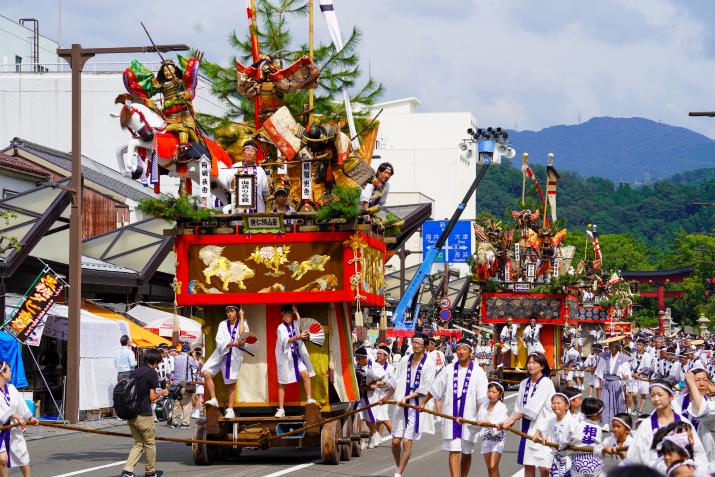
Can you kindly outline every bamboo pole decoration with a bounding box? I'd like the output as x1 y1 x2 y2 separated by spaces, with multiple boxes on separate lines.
308 0 314 125
521 153 527 207
248 0 262 131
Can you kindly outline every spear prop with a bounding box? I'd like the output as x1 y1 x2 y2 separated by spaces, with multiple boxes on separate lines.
141 22 165 63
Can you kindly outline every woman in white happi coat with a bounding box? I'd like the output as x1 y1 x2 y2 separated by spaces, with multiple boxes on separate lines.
373 346 395 432
0 362 38 475
202 305 249 418
354 346 387 449
499 352 556 477
623 380 709 474
275 304 316 417
521 319 545 355
421 339 488 475
681 369 715 469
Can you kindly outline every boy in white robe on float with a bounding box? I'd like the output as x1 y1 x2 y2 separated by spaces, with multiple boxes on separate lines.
202 305 248 418
274 304 316 418
0 361 38 476
420 338 488 477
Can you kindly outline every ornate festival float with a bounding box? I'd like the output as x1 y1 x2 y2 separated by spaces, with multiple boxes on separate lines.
469 154 634 381
114 2 405 466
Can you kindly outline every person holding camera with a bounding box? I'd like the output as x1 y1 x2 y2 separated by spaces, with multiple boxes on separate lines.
169 344 198 429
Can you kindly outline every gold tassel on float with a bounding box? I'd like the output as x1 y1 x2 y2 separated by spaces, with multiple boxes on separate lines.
354 308 364 328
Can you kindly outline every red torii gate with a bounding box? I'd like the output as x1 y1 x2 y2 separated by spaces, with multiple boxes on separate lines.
621 266 694 334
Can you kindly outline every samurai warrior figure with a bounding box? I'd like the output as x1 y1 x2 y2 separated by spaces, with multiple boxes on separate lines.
123 55 204 156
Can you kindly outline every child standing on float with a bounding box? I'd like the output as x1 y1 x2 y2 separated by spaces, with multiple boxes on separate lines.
274 304 315 417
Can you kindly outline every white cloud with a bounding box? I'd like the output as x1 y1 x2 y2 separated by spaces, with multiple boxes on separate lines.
4 0 715 138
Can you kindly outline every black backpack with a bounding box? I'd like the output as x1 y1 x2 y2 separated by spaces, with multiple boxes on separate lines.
113 371 142 419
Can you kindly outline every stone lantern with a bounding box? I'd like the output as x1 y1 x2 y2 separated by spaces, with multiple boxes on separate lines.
663 308 673 335
698 313 710 337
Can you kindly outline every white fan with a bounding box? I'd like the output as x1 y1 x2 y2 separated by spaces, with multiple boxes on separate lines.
299 317 325 347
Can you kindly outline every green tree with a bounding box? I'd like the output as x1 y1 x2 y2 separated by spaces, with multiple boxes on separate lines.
199 0 383 130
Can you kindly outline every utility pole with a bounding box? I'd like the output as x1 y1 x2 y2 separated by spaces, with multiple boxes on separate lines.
57 42 188 423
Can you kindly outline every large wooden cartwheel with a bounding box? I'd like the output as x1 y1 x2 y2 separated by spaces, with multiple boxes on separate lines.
320 420 340 465
192 419 217 465
351 414 363 457
339 417 352 461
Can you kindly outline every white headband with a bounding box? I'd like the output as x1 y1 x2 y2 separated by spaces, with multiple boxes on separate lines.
552 393 570 403
649 382 674 395
0 362 7 374
612 416 631 430
657 432 691 456
569 393 582 402
488 381 504 393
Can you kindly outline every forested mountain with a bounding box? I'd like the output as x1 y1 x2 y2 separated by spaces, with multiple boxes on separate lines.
476 160 715 248
509 117 715 183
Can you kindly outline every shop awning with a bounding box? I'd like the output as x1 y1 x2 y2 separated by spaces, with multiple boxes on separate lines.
82 302 170 348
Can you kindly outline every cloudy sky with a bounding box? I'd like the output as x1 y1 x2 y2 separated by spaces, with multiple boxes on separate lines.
5 0 715 138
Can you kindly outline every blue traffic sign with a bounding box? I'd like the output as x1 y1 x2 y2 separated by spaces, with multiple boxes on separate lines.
422 220 472 264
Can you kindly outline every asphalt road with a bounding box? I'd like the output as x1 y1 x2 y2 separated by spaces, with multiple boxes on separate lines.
27 390 629 477
27 395 525 477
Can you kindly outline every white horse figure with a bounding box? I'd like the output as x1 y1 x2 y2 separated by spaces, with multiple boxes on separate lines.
113 94 234 198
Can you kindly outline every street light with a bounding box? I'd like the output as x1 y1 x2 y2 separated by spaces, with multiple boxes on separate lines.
57 42 189 423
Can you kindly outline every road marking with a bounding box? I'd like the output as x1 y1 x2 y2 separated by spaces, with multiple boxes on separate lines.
504 392 518 400
511 469 524 477
260 462 317 477
52 461 126 477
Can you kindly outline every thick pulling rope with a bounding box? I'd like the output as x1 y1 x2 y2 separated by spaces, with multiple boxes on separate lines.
0 421 258 447
261 400 627 453
2 401 628 454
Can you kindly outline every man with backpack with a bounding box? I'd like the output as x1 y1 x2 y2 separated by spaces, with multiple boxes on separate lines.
169 344 198 428
117 347 169 477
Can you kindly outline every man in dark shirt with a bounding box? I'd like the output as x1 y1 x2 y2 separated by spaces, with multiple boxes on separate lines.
121 348 169 477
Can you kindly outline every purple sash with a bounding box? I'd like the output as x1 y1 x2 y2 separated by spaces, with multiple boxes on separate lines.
1 385 11 468
650 411 681 431
680 395 698 430
522 375 545 406
224 320 239 380
284 321 302 382
404 353 427 433
452 360 474 438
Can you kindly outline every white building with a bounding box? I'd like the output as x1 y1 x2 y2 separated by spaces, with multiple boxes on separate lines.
0 14 59 72
371 97 478 273
0 14 227 188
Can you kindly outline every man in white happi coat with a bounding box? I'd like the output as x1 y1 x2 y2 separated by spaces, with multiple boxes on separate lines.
354 346 387 449
521 318 544 354
374 345 395 436
202 305 249 418
274 304 316 417
499 317 520 370
380 333 437 477
420 339 488 477
0 362 38 473
627 339 653 415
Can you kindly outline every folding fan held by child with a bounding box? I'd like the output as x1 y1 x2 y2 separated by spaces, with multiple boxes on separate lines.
299 317 325 347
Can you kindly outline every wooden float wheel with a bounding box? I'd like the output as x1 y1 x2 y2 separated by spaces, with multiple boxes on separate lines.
351 414 363 458
339 417 352 461
320 420 340 465
192 419 215 466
